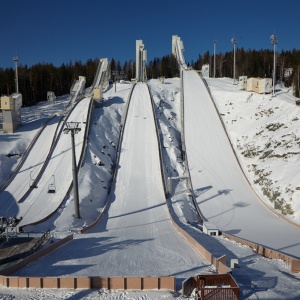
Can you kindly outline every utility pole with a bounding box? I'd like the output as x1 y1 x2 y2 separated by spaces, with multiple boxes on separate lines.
112 70 119 92
213 40 216 78
13 56 19 93
270 34 278 97
64 122 81 218
231 38 237 84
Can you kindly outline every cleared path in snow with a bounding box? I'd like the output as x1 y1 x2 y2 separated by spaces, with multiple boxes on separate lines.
14 83 208 279
183 70 300 258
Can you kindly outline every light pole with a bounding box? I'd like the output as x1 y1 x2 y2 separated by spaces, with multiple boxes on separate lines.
231 38 237 84
270 34 278 97
112 70 119 92
13 56 19 93
64 121 81 218
213 40 217 78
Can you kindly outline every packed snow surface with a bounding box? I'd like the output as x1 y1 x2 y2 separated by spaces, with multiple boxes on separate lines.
0 115 60 202
0 97 92 227
183 70 300 258
0 78 300 299
13 83 209 280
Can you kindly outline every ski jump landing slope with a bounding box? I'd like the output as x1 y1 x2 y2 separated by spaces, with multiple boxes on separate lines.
0 116 60 209
0 97 92 228
15 83 208 279
16 97 92 227
183 70 300 259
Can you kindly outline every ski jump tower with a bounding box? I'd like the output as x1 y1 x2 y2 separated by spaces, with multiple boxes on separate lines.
136 40 147 82
172 35 187 70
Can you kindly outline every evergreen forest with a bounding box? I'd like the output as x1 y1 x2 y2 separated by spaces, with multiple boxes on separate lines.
1 48 300 107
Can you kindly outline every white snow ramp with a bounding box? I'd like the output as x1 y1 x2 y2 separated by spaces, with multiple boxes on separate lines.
15 83 207 279
183 70 300 259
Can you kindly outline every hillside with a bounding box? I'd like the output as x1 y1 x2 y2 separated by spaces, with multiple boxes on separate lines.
207 77 300 223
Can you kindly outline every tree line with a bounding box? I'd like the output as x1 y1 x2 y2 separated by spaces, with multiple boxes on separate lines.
1 49 300 107
192 48 300 96
0 59 99 107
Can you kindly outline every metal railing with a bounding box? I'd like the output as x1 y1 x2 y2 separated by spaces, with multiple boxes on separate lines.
182 274 240 299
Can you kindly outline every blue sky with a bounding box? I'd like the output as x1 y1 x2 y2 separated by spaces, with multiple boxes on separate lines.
0 0 299 68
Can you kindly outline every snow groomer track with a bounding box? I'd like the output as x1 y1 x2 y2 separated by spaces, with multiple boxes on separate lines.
13 83 209 281
183 69 300 259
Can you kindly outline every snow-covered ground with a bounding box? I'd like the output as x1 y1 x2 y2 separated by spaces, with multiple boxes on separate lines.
0 78 300 299
206 77 300 222
183 70 300 258
0 96 92 228
13 83 210 282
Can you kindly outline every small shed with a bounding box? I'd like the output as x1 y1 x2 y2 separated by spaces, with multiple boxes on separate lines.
247 77 259 93
93 87 103 108
1 93 22 133
238 76 247 90
258 78 272 94
203 222 219 236
202 64 210 78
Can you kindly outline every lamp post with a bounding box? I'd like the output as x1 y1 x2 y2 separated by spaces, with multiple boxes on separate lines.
64 121 81 218
13 56 19 93
231 38 237 84
112 70 119 92
270 34 278 97
213 40 217 78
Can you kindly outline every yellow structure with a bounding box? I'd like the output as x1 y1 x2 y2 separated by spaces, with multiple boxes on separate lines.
93 87 102 100
1 93 22 133
247 77 272 94
93 87 103 108
247 77 259 93
1 96 15 110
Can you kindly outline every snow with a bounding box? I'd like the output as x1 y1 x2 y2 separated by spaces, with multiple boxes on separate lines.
12 82 210 287
0 78 300 299
0 96 92 228
183 70 300 258
206 77 300 221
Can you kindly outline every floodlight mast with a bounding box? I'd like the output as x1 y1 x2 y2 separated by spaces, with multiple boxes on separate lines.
64 122 81 218
213 40 217 78
13 56 19 93
270 34 278 97
231 38 237 84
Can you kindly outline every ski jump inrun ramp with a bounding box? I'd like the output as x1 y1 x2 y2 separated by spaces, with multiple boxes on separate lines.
183 70 300 259
14 83 208 279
